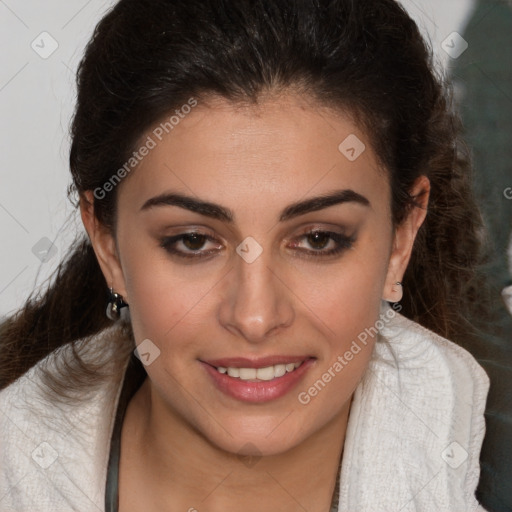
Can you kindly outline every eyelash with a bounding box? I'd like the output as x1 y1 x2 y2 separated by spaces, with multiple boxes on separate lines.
159 229 355 261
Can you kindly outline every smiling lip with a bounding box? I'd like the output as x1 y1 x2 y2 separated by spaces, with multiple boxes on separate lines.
204 355 310 368
200 356 315 403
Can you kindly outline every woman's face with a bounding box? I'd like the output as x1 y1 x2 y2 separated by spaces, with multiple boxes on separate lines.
85 93 425 457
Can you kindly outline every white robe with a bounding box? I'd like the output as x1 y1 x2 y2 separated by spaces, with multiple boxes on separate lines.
0 302 490 511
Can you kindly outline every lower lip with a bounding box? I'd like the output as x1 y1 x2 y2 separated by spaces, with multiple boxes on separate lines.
201 359 315 403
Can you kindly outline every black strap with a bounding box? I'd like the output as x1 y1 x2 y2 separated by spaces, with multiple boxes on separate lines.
105 353 147 512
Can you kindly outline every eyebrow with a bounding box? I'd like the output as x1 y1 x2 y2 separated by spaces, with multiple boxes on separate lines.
140 189 370 222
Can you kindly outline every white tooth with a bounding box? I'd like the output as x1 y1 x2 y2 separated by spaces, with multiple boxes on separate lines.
239 368 257 380
256 366 275 381
225 363 300 380
274 364 286 378
227 367 240 378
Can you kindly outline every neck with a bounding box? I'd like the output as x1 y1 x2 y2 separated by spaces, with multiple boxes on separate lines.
119 378 351 512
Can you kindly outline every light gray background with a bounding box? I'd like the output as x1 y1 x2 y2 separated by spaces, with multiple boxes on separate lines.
0 0 478 317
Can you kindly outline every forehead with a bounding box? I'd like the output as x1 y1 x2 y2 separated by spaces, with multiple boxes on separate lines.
117 93 389 218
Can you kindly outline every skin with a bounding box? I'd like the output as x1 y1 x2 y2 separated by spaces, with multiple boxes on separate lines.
81 92 429 511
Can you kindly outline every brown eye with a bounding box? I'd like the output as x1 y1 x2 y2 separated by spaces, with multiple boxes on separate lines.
182 233 208 251
160 231 223 260
306 231 331 250
289 229 356 259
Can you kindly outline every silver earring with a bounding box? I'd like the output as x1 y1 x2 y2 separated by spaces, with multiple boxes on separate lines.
106 287 129 321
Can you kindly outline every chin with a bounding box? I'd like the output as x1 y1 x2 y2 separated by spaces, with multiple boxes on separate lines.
202 418 305 458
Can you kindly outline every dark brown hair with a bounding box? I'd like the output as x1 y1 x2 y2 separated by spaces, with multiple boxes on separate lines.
0 0 491 392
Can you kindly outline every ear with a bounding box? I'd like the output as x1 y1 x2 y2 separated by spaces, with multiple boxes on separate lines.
80 190 129 301
382 175 430 302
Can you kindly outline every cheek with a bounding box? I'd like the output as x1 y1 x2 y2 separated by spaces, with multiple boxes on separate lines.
292 234 389 341
120 237 229 365
289 235 388 405
120 240 189 339
293 269 383 422
126 268 211 348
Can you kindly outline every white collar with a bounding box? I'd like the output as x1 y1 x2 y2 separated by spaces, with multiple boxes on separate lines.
337 302 490 511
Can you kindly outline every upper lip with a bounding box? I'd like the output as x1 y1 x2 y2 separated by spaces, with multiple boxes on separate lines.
203 355 314 369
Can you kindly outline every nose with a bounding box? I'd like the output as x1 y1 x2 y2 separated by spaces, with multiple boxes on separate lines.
218 248 295 344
